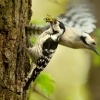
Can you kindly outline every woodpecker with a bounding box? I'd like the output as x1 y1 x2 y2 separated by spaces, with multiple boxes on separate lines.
59 27 99 55
24 0 99 90
58 0 99 55
25 0 99 55
24 17 65 90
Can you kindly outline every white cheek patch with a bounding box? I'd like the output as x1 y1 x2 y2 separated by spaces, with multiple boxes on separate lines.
51 35 58 41
85 34 95 44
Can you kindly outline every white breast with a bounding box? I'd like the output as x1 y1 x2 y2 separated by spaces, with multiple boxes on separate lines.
59 27 85 48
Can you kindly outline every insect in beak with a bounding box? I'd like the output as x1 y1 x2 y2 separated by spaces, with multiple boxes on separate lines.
44 15 57 25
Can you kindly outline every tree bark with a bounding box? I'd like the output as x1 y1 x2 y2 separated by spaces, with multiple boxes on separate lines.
0 0 32 100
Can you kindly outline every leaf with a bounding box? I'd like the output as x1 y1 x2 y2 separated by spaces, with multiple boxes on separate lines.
34 72 55 97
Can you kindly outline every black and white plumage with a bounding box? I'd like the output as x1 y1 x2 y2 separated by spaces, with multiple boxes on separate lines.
24 19 65 90
24 0 99 90
58 0 96 34
58 0 99 54
25 0 98 54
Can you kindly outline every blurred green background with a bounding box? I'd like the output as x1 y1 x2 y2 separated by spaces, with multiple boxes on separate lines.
28 0 100 100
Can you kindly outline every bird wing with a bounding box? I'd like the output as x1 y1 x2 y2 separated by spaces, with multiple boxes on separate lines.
58 0 97 34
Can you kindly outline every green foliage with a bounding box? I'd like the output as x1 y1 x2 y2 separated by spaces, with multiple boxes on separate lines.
28 91 48 100
29 36 37 45
95 28 100 37
34 72 55 97
30 18 45 25
93 56 100 67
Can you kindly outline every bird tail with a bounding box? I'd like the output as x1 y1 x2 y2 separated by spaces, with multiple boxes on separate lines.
23 64 47 90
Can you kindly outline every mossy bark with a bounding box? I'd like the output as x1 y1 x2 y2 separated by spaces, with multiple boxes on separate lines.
0 0 32 100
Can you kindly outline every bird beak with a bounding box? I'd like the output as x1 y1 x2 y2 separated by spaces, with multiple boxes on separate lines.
92 48 100 55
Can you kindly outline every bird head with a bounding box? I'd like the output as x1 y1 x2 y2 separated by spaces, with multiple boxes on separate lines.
59 27 99 55
80 33 99 55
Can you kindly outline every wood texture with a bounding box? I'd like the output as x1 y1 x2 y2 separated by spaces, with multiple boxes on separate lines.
0 0 32 99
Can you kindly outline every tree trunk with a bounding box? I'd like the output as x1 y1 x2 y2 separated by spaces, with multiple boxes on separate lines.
0 0 32 100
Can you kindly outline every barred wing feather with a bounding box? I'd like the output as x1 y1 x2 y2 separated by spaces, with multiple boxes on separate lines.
58 0 97 34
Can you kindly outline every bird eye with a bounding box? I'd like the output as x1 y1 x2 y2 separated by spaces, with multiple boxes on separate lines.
91 42 96 45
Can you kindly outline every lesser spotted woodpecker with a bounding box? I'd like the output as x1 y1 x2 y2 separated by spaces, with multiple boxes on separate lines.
58 0 99 55
24 17 65 90
25 0 99 55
